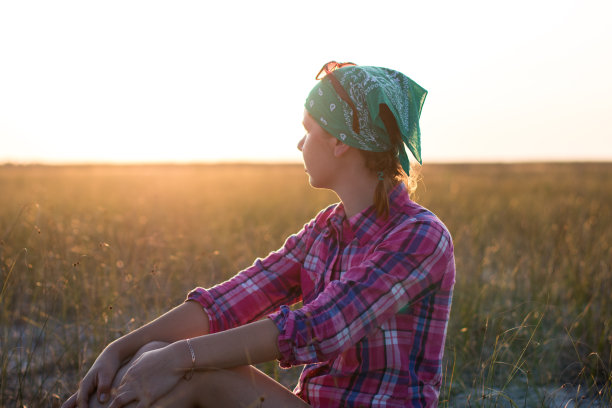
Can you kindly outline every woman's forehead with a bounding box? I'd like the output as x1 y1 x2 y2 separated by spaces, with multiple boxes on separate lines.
302 110 316 128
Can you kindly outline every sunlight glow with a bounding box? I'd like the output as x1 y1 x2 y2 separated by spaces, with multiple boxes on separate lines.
1 0 611 164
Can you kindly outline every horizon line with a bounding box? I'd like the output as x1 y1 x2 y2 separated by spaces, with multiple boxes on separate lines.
2 158 612 167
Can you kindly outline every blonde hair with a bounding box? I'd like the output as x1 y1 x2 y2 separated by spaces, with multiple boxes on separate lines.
360 104 421 218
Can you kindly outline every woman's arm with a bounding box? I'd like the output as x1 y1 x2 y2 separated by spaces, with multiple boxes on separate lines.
108 300 210 362
176 318 280 371
67 211 323 408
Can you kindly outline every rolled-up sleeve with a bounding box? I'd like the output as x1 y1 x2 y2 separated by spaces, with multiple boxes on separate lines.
186 215 321 334
268 219 454 367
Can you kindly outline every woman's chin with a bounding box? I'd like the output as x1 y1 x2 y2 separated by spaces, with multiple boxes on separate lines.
308 177 326 189
307 175 318 188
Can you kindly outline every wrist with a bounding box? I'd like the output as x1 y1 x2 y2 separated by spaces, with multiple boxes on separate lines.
106 333 144 363
105 338 128 361
168 339 196 377
183 338 196 380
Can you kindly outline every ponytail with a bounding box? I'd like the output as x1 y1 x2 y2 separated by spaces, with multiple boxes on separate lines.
374 172 391 218
362 104 419 218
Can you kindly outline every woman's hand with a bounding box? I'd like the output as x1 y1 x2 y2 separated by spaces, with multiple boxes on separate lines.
108 343 187 408
62 345 123 408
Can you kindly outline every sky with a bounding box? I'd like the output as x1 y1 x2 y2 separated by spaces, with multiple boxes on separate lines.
0 0 611 164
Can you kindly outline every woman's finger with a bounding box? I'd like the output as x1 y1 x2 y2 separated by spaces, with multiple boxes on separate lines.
61 392 77 408
108 390 138 408
76 376 96 408
96 370 113 404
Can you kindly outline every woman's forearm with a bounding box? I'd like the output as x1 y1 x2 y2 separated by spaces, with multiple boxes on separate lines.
166 318 281 374
109 301 210 362
108 302 279 379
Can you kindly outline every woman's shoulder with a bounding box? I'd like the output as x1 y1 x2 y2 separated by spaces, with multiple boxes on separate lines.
391 199 453 244
387 184 449 231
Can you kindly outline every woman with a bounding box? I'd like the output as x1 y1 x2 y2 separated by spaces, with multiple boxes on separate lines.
63 61 455 408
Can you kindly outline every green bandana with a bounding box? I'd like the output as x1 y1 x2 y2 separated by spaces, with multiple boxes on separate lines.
304 65 427 175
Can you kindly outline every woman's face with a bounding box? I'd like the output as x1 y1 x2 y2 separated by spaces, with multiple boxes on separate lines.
298 110 338 189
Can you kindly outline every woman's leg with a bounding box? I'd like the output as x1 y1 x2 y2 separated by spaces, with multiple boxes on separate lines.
89 341 309 408
182 365 310 408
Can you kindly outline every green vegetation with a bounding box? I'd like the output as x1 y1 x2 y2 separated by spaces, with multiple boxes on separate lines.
1 163 610 407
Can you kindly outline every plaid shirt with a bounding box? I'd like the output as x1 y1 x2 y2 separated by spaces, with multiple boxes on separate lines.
187 183 455 407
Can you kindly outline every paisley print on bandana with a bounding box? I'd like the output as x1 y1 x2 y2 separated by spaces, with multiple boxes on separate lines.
305 65 427 175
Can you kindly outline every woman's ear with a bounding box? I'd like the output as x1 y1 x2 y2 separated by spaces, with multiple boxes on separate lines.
332 138 351 157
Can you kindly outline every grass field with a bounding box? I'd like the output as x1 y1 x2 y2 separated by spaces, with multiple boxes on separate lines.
1 163 610 407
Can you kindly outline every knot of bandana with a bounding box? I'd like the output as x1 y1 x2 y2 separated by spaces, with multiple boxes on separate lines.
305 62 427 176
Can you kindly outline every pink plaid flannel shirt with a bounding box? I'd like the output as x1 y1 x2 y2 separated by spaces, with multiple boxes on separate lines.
187 183 455 407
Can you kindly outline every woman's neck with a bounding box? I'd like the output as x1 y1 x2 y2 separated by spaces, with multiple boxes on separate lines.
332 169 379 218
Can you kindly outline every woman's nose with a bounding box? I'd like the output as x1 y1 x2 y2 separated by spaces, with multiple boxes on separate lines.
297 135 305 151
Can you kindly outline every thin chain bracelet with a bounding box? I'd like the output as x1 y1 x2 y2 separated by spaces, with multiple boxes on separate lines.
184 338 196 380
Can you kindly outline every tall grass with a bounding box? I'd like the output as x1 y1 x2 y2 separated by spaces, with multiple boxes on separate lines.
0 163 610 407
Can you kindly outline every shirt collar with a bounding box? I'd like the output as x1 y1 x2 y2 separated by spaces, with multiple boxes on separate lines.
326 201 347 237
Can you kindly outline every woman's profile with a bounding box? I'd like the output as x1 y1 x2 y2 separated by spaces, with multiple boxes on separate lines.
63 61 455 408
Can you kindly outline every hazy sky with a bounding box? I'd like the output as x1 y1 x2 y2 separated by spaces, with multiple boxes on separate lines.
1 0 611 164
